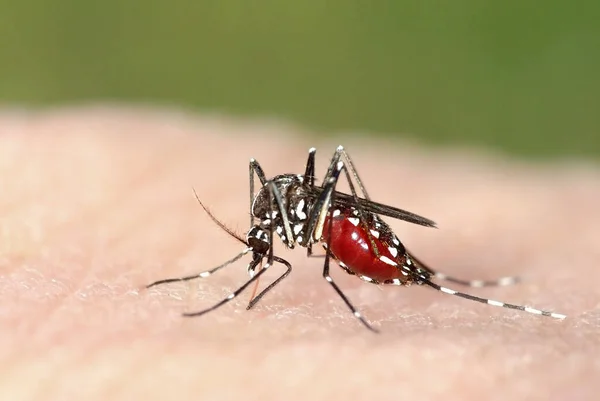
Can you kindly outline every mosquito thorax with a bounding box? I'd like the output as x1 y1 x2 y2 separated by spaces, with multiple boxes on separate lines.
251 174 302 219
251 174 314 247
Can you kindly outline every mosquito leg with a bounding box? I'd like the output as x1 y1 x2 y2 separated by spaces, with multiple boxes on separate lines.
316 147 381 255
249 158 269 229
408 251 519 288
338 163 382 256
304 170 337 243
308 158 380 256
321 146 370 200
338 146 372 200
245 181 283 310
248 158 276 295
298 146 331 248
304 147 317 187
322 204 378 332
319 146 342 186
306 243 314 257
304 147 371 246
400 265 567 320
249 157 295 245
246 256 292 310
146 247 252 288
246 174 295 298
261 180 295 248
323 259 378 332
304 154 348 245
303 174 380 332
307 147 435 228
432 272 518 287
147 189 251 289
182 257 269 317
322 269 378 331
246 186 296 310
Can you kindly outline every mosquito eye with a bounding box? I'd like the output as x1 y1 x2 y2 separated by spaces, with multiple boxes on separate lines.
248 236 269 254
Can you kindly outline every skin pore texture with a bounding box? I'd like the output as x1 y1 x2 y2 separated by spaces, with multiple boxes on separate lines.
0 107 599 401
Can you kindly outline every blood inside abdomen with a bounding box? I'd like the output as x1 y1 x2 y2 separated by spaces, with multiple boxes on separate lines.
322 214 406 282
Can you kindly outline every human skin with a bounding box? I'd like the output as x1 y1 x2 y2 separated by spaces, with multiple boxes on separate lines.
0 107 599 401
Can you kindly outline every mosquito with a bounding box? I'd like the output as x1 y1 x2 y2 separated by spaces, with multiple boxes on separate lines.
147 146 566 332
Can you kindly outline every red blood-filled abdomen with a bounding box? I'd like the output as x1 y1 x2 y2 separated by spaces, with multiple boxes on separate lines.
321 211 407 282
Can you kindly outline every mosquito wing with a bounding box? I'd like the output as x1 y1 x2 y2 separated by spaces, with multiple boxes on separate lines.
308 186 437 228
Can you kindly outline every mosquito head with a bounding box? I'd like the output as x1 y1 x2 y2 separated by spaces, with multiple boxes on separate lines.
246 225 270 255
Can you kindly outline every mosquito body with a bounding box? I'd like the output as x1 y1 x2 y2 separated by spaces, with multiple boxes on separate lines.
147 146 566 332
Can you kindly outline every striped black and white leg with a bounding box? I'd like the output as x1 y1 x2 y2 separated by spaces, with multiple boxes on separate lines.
408 252 519 288
317 172 379 332
246 256 292 310
183 256 266 317
146 248 251 288
245 178 301 311
323 252 379 332
146 190 251 289
402 265 567 320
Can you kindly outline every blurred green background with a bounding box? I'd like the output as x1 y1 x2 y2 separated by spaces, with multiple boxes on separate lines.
1 1 598 158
